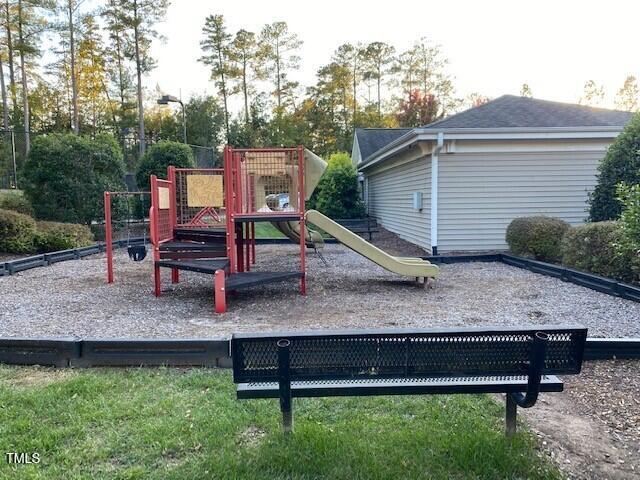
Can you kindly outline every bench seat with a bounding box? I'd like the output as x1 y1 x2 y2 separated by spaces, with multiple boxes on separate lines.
237 374 563 399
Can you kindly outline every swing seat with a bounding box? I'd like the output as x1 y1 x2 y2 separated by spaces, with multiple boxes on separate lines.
128 244 147 262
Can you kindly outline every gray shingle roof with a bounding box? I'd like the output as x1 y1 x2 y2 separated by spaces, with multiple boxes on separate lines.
355 128 411 160
422 95 634 129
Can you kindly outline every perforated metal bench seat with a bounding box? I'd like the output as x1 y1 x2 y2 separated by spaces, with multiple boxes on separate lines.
237 374 563 399
231 326 587 436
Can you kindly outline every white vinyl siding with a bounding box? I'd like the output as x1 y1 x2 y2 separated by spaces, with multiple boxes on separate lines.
367 157 431 251
437 151 601 251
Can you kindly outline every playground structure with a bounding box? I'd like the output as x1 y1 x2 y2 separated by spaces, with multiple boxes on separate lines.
105 146 439 314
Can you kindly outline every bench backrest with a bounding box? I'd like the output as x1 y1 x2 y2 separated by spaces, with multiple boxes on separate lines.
231 327 587 383
335 218 377 229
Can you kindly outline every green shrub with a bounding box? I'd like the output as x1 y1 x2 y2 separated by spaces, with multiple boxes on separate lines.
35 221 94 252
135 140 195 191
505 216 570 262
309 152 365 219
0 190 33 215
561 221 633 281
22 133 126 225
0 208 37 253
616 183 640 283
589 112 640 221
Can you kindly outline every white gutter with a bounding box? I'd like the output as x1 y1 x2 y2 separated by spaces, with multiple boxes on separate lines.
358 125 625 172
431 132 443 255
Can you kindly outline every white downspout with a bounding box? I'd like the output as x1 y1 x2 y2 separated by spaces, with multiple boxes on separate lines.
431 132 444 255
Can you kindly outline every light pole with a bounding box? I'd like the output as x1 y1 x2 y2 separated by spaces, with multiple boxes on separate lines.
157 94 186 144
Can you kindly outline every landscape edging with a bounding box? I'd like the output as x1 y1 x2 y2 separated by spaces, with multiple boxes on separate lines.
0 337 637 368
424 253 640 304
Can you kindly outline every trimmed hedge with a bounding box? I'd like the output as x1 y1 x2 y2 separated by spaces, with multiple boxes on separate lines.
35 221 94 252
561 221 633 281
22 133 126 225
0 209 95 254
135 141 195 191
0 190 33 215
505 216 570 262
0 208 37 253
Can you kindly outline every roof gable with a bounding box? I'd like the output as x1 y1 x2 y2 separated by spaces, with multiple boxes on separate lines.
423 95 634 129
354 128 411 160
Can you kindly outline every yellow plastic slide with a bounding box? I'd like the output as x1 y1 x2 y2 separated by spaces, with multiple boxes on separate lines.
305 209 439 279
273 219 325 249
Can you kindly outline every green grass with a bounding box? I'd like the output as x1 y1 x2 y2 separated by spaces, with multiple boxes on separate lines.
0 366 560 480
253 222 286 239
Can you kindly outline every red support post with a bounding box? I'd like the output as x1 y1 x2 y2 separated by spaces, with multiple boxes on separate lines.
236 223 244 273
244 222 251 271
167 166 178 283
214 269 226 313
104 191 114 283
224 146 237 274
251 222 256 264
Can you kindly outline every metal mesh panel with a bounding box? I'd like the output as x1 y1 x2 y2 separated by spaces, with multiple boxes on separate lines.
155 179 173 243
232 328 587 383
234 149 302 216
174 168 226 228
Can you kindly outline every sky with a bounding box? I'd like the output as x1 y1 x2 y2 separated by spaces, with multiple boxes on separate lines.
149 0 640 109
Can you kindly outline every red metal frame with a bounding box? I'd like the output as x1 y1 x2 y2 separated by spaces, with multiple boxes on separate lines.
224 145 307 295
104 190 150 285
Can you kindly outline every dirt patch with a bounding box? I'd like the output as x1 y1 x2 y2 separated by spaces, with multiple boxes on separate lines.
236 425 267 448
1 366 77 389
519 360 640 479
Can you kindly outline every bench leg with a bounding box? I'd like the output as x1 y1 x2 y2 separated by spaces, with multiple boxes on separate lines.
281 404 293 434
506 394 517 437
278 339 293 434
171 268 179 284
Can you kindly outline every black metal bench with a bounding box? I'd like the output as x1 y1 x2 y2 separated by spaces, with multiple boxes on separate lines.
231 326 587 436
334 218 379 241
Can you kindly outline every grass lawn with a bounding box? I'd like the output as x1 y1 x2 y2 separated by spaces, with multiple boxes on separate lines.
0 366 560 480
253 222 286 239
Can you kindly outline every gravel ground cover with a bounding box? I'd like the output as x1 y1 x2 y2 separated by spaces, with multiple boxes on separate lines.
1 243 640 339
1 234 639 479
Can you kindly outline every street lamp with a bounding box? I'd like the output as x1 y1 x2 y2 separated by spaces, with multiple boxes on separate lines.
157 94 186 144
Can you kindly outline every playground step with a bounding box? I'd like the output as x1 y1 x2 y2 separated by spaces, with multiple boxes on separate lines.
173 227 227 241
226 271 304 290
156 258 229 275
160 241 226 252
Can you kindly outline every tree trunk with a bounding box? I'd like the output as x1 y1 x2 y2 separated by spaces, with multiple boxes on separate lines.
217 44 229 142
114 32 126 147
242 56 249 124
17 0 29 155
275 39 281 110
133 0 145 155
5 0 16 123
352 58 357 129
68 0 79 134
0 56 8 130
376 66 381 117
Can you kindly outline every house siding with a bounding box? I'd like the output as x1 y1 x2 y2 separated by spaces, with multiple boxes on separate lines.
367 156 431 251
437 149 602 251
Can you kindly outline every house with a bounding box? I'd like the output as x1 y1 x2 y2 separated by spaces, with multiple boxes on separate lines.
353 95 633 254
